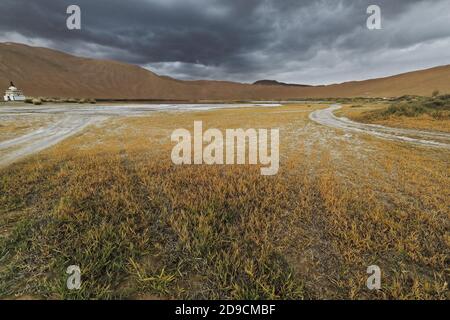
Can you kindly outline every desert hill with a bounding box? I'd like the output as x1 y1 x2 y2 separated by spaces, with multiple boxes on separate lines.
1 42 449 100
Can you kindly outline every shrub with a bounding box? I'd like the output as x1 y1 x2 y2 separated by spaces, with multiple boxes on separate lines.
32 98 42 105
361 95 450 121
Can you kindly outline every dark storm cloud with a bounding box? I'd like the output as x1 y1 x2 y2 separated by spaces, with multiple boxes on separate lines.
1 0 450 84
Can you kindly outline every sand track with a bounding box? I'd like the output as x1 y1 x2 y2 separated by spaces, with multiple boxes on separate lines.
309 104 450 149
0 115 107 168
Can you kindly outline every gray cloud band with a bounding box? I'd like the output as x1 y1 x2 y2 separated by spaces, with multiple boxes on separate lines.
1 0 450 84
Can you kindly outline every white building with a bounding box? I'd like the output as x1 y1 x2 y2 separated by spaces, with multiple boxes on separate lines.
4 82 26 101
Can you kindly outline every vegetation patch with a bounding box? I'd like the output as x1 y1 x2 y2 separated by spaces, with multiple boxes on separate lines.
362 95 450 121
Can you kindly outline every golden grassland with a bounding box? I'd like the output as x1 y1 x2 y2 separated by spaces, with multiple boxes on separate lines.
0 104 449 300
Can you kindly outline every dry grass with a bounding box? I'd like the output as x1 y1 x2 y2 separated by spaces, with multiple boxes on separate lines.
0 105 448 300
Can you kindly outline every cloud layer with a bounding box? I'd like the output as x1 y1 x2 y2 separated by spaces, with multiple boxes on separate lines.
1 0 450 84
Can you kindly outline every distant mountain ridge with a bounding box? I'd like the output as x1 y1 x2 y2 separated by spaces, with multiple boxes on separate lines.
253 80 312 87
1 42 449 100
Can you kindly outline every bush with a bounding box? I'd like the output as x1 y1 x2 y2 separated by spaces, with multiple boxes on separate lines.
362 95 450 121
45 97 60 103
32 98 42 105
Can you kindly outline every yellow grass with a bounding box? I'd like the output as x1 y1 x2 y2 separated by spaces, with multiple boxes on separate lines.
0 104 448 300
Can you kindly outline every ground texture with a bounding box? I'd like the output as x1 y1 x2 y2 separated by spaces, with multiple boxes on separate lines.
0 103 448 300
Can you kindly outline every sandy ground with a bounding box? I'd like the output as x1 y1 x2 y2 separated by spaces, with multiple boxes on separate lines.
0 103 280 167
0 103 280 116
310 104 450 149
0 115 107 167
2 102 449 168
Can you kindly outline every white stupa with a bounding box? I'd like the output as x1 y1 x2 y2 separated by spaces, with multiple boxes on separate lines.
4 82 26 101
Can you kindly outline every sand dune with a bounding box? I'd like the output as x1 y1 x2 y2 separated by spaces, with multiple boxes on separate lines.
1 42 449 100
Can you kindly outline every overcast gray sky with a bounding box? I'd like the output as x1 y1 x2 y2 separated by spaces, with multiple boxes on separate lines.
1 0 450 84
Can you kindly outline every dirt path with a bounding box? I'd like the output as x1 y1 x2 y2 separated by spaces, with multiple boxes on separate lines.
0 115 107 168
309 104 450 149
0 103 280 168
